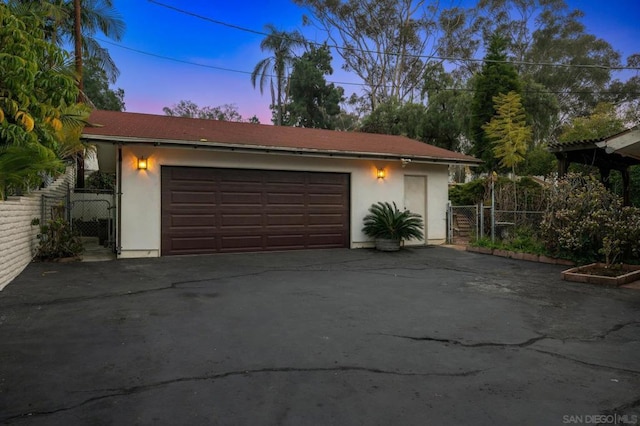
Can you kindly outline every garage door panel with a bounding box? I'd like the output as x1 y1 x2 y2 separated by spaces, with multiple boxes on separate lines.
220 235 263 250
170 236 218 251
162 167 349 255
169 191 216 205
220 213 263 227
265 213 305 226
170 214 216 228
308 193 346 206
308 213 345 225
307 233 346 247
221 192 262 205
170 167 216 181
266 192 305 205
266 234 306 249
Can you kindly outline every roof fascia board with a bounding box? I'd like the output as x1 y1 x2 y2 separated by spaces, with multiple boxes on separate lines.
83 134 481 166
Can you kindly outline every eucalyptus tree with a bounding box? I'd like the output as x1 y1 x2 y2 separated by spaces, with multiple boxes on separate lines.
163 101 256 123
558 102 625 143
435 0 623 136
294 0 444 111
421 63 472 152
251 24 306 126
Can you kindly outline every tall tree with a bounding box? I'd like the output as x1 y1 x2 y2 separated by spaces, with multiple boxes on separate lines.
482 91 531 175
251 24 306 126
470 34 521 171
9 0 126 84
558 102 625 143
360 100 427 141
525 8 621 122
283 45 344 129
295 0 443 111
421 63 472 152
436 0 623 137
83 57 125 111
163 100 258 123
0 4 86 198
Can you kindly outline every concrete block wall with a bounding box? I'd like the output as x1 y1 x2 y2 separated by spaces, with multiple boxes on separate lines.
0 168 73 291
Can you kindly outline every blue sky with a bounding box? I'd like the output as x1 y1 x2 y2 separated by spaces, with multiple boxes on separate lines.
107 0 640 123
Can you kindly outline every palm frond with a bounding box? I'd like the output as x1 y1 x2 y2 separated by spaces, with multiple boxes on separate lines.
362 201 424 241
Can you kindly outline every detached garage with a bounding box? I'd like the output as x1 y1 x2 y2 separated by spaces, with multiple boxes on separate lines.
83 110 479 258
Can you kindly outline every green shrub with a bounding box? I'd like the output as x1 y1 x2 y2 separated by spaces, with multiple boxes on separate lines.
472 227 546 255
503 226 546 255
449 179 487 206
540 173 640 265
362 201 424 241
86 171 115 191
35 218 83 260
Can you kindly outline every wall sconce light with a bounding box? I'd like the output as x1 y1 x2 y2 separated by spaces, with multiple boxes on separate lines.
137 156 148 170
377 168 386 179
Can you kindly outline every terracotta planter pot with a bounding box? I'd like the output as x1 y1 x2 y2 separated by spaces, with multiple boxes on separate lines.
562 263 640 287
375 238 401 252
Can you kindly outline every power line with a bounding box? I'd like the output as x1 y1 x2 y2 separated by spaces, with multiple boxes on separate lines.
147 0 640 72
99 38 640 97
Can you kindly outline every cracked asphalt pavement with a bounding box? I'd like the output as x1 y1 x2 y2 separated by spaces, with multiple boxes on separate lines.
1 247 639 425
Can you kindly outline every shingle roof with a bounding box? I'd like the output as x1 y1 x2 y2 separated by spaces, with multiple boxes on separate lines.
547 126 639 151
82 110 480 165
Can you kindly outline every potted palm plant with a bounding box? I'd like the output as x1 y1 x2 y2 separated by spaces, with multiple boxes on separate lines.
362 201 424 251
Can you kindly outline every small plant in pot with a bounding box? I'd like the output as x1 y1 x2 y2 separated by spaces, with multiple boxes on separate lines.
362 201 424 251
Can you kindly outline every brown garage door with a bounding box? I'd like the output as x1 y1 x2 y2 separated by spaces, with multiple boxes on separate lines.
161 166 350 255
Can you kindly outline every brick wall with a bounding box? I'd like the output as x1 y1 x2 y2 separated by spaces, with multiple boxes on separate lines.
0 168 74 291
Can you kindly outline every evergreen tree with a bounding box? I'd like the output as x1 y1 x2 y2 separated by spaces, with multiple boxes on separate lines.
283 45 344 129
83 57 125 111
482 91 531 175
470 34 521 171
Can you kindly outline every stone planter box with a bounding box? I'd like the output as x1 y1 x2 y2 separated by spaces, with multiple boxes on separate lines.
521 253 540 263
508 251 525 260
466 246 492 255
538 255 557 264
562 263 640 287
493 249 510 258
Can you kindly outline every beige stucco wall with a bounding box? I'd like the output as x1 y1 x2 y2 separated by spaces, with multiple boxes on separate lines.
117 145 449 258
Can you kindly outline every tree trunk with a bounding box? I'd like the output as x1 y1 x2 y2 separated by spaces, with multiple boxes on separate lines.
74 0 83 101
276 65 282 126
74 0 85 189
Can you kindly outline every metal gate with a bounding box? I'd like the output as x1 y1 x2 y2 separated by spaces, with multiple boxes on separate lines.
70 190 116 251
447 204 479 245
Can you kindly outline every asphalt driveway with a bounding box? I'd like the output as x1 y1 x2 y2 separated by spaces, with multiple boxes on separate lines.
1 247 639 425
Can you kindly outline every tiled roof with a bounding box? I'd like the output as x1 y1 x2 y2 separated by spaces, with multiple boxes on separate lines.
83 110 480 165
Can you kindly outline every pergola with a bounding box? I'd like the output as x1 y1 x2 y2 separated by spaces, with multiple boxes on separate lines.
548 127 640 206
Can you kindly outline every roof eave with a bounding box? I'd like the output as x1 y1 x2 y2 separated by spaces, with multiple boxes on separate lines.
82 134 482 166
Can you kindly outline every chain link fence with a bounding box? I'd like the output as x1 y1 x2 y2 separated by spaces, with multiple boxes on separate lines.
447 205 478 245
449 178 548 244
70 190 116 248
41 189 71 224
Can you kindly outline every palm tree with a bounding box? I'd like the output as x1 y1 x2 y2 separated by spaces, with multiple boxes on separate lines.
8 0 125 85
251 24 306 126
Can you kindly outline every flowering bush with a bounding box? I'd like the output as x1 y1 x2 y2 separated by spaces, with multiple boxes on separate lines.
540 173 640 265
